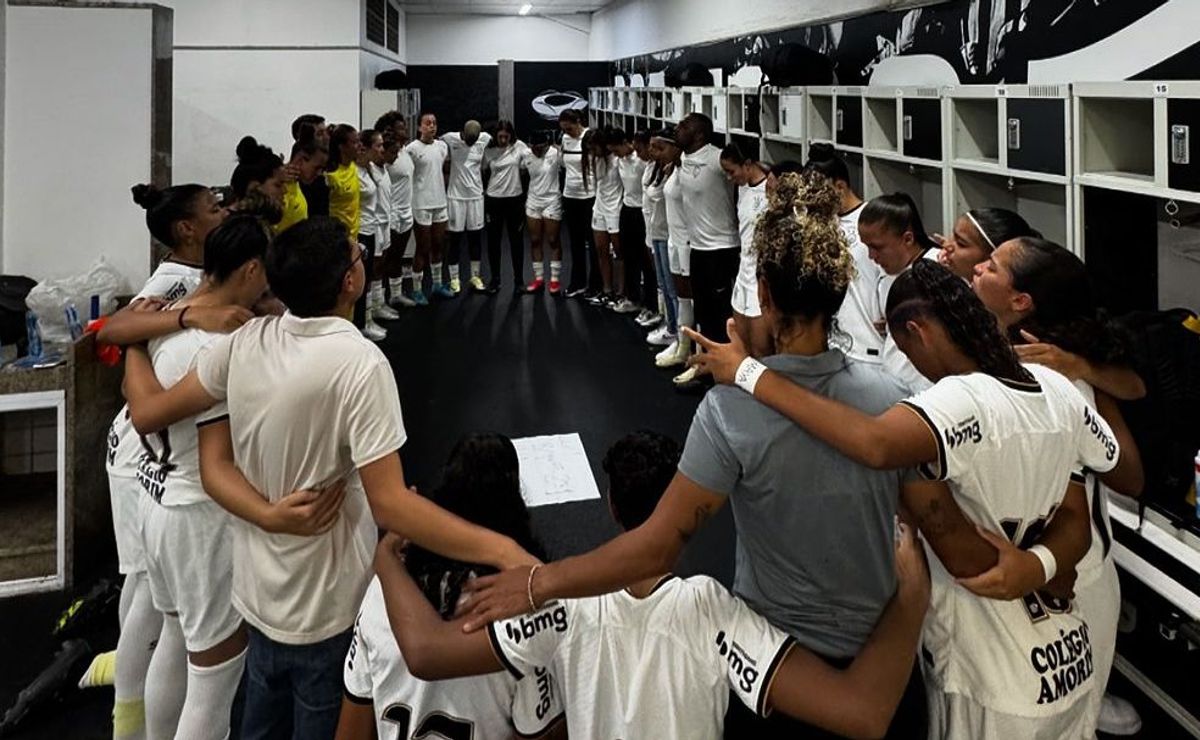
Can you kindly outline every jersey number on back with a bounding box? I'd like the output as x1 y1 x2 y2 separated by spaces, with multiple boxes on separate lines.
382 703 474 740
1000 512 1072 623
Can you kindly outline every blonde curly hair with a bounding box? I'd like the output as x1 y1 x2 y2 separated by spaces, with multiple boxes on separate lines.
751 170 855 327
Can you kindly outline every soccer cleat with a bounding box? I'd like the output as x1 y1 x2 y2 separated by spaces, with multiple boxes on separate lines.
374 303 400 320
525 278 545 294
363 321 387 341
432 284 455 300
469 276 486 293
449 278 462 295
612 298 640 314
646 326 676 347
548 280 562 296
411 289 430 306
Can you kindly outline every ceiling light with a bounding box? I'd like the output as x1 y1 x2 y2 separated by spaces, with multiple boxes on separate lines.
518 3 533 15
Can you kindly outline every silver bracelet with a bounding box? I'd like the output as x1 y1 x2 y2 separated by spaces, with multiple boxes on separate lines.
734 357 768 395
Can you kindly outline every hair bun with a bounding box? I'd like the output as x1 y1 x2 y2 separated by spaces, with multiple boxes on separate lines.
130 183 162 210
788 169 841 221
806 142 836 161
236 135 262 161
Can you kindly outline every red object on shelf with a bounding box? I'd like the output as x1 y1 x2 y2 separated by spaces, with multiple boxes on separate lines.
85 318 121 367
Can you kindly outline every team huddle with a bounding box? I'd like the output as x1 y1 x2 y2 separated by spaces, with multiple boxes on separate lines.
90 105 1144 740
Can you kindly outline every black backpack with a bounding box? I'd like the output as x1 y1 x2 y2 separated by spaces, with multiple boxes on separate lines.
666 63 714 88
0 275 36 356
759 43 834 88
1114 309 1200 507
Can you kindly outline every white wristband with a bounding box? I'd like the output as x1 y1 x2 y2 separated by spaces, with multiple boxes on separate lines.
1028 545 1057 585
734 357 768 395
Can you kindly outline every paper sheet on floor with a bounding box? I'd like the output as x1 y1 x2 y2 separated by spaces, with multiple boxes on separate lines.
512 433 601 508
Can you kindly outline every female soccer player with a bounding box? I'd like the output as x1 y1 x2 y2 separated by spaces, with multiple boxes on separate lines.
583 127 623 307
720 141 770 352
558 110 594 297
483 120 531 294
326 124 361 240
522 133 564 295
938 208 1037 281
276 128 328 234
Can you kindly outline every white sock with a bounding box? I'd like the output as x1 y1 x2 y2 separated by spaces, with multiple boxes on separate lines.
144 615 187 740
469 260 480 280
431 262 444 286
389 277 404 297
449 264 460 282
176 649 246 740
678 297 695 329
551 261 561 282
114 572 161 739
370 281 384 307
658 289 666 317
533 262 544 281
402 264 414 283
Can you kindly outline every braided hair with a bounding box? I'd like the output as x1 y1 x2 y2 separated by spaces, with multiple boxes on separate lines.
887 258 1034 383
753 170 855 332
1006 237 1132 367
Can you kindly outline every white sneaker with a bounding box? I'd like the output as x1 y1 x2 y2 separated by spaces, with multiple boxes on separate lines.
1097 694 1142 736
646 326 676 347
637 311 663 328
612 298 640 314
363 320 387 342
374 303 400 320
672 365 699 385
391 292 417 308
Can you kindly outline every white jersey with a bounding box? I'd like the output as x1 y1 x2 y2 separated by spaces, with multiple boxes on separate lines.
678 144 738 251
833 204 885 363
591 154 623 218
900 363 1120 718
736 179 769 257
137 322 222 507
483 141 530 199
618 153 646 208
387 150 415 225
370 162 392 236
663 168 689 252
106 262 205 480
356 161 380 237
523 147 562 208
490 575 795 740
1072 380 1116 588
443 131 492 201
404 139 449 211
561 129 593 200
642 165 668 245
345 578 561 740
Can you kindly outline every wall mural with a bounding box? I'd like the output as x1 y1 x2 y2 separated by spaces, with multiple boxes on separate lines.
612 0 1194 87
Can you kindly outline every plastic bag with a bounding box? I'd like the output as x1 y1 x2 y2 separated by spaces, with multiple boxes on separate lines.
24 258 124 344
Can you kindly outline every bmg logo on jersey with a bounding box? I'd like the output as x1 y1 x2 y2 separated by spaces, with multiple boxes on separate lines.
715 631 760 693
505 604 568 645
944 417 982 450
1083 407 1118 462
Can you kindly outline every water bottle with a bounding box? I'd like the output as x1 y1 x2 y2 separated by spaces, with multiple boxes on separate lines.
64 303 84 341
25 312 43 359
89 294 100 322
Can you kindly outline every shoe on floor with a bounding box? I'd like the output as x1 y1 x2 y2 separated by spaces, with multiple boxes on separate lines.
411 289 429 306
672 365 700 385
449 278 462 295
431 284 455 300
585 291 606 306
1097 694 1142 736
525 278 545 294
655 339 684 367
391 293 417 308
602 293 621 309
363 321 387 341
646 326 676 347
469 276 487 293
613 298 640 314
374 303 400 320
485 281 501 295
78 650 116 689
548 280 562 296
565 286 587 298
634 309 659 327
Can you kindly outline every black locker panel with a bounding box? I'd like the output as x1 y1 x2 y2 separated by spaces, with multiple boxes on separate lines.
1167 99 1200 192
1081 186 1158 316
836 96 863 148
902 98 942 160
1006 99 1066 176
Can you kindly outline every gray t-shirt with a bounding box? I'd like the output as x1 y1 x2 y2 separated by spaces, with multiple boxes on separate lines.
679 350 911 658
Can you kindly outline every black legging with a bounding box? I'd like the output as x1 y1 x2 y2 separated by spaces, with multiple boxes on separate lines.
619 205 654 306
353 232 376 329
562 196 594 292
451 230 483 276
486 195 525 288
689 247 740 343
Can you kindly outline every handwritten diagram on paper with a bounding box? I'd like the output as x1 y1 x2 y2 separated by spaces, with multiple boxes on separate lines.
512 433 601 508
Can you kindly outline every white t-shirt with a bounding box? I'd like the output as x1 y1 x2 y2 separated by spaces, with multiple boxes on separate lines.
591 155 623 218
483 141 530 199
523 147 562 208
371 162 392 235
561 129 593 200
489 576 795 740
137 323 222 507
195 313 407 644
618 153 646 209
877 251 941 393
387 150 415 224
106 262 205 480
832 204 886 363
443 131 492 201
1072 380 1117 588
678 144 738 251
357 163 381 236
404 139 449 211
900 363 1120 718
344 577 562 739
663 168 690 251
642 165 668 246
